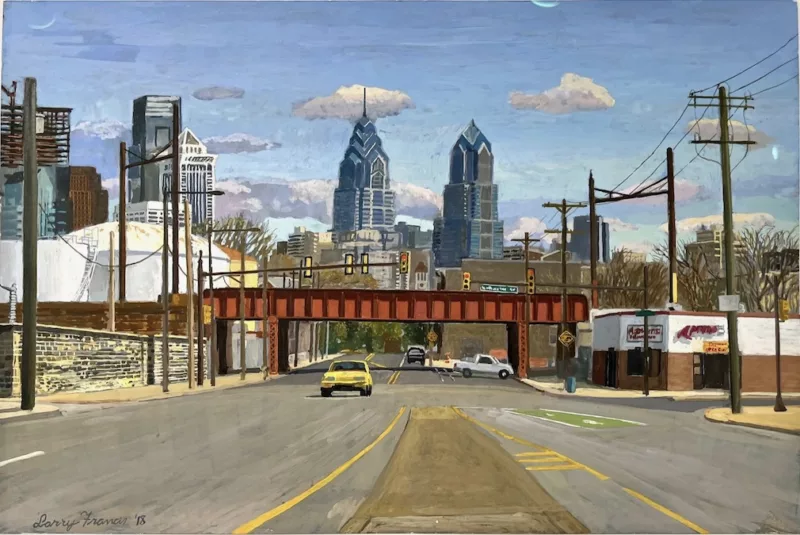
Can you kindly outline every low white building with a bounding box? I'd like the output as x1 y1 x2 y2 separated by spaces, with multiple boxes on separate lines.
591 309 800 393
113 201 186 226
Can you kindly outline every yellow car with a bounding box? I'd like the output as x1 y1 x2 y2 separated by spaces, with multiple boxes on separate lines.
321 360 373 398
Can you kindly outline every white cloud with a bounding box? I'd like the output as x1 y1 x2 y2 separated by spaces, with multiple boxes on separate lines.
393 182 443 213
509 73 615 114
620 178 709 205
504 217 551 243
72 119 130 140
192 86 245 101
605 217 639 231
216 180 252 195
614 240 654 254
292 84 415 121
659 212 776 233
265 217 328 242
686 118 772 149
202 133 281 154
101 178 119 198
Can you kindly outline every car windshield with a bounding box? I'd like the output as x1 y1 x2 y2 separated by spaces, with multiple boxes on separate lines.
331 361 366 372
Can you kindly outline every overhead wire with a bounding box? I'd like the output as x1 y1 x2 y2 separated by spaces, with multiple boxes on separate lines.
750 72 799 97
731 56 799 93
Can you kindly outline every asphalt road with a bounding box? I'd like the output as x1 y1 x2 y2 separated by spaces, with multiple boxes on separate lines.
1 354 798 534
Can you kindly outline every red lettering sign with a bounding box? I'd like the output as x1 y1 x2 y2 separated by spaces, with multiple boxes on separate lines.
675 324 726 341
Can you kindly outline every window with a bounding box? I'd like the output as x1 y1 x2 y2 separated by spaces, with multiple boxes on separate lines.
331 361 366 372
155 127 170 148
627 348 644 376
478 356 493 365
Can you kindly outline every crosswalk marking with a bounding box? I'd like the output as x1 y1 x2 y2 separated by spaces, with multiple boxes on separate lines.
526 464 582 472
515 451 556 457
519 457 563 463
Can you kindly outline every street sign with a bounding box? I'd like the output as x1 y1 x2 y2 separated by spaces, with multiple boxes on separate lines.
718 295 740 312
558 331 575 347
479 284 519 294
427 331 438 344
635 309 656 317
202 305 212 324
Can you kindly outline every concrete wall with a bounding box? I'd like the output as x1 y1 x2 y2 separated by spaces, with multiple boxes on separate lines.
0 323 194 397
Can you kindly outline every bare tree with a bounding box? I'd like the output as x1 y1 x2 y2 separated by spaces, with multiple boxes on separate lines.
193 213 275 260
653 239 720 312
597 248 669 308
737 226 799 313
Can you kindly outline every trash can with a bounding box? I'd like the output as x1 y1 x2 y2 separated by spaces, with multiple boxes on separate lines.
564 377 577 394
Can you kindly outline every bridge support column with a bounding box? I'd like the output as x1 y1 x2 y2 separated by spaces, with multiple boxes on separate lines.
517 320 528 379
268 315 279 376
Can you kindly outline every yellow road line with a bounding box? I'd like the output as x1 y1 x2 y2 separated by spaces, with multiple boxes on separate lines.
365 352 376 361
387 371 400 384
526 464 582 472
452 407 607 480
516 451 557 457
623 488 709 534
519 457 564 463
454 407 708 535
369 362 386 369
232 406 407 534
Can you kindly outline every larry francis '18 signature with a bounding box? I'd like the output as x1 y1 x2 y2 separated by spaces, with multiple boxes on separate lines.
33 511 146 531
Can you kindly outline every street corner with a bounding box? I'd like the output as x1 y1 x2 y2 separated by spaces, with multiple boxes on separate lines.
0 402 62 425
704 406 800 436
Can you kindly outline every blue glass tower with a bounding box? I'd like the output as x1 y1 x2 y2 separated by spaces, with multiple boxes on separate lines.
332 89 396 233
432 120 504 267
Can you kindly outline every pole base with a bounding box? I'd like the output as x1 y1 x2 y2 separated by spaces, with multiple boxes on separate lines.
774 396 787 413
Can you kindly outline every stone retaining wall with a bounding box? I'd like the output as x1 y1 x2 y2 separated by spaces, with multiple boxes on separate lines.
0 324 194 397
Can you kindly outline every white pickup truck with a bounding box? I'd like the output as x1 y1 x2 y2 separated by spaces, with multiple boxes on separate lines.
453 354 513 380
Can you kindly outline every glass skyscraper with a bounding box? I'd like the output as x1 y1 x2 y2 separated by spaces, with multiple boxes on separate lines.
331 90 396 233
432 120 504 267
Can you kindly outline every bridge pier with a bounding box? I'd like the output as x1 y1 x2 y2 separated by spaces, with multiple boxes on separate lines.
268 315 279 375
506 322 528 379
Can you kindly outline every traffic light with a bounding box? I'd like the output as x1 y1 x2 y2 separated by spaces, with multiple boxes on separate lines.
302 256 313 278
779 299 790 322
399 251 410 274
361 253 369 274
344 253 354 275
527 268 535 295
462 272 471 291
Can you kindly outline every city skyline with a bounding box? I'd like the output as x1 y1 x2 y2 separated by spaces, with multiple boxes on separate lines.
2 0 798 250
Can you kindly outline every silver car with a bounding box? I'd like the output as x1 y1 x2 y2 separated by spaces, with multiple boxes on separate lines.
453 354 513 379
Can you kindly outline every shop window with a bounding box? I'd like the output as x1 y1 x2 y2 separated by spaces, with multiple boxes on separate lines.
627 348 644 376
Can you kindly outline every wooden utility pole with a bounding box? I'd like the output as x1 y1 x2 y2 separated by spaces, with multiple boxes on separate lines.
21 77 38 411
293 270 300 368
108 231 116 332
689 87 754 414
511 232 540 379
262 256 269 379
239 236 246 380
171 102 181 295
184 200 195 389
642 265 650 396
773 274 787 412
207 228 216 387
161 180 170 393
588 172 599 309
666 148 677 304
118 142 127 301
197 251 205 386
544 199 586 377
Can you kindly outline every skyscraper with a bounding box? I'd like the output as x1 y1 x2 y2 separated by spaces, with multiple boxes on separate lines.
159 128 217 224
432 120 504 267
568 215 611 263
331 89 396 234
129 95 181 203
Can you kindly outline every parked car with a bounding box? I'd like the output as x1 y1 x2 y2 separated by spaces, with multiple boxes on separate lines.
320 360 373 397
453 354 512 379
405 345 427 365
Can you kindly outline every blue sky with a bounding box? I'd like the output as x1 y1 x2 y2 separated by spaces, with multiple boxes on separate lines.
2 0 798 249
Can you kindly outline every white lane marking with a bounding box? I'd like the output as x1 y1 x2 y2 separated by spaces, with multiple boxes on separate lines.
540 409 647 426
515 412 581 428
582 419 601 426
0 451 45 468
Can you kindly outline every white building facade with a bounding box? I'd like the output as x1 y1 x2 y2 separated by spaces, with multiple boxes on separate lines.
114 201 186 226
159 129 217 225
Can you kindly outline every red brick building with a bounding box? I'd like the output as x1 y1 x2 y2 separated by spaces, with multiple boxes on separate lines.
68 166 108 230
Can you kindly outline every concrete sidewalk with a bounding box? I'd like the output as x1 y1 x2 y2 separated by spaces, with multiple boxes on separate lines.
520 376 800 401
705 406 800 435
0 400 62 425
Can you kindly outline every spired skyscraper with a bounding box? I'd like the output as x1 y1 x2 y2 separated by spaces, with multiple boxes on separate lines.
432 120 504 267
331 89 396 234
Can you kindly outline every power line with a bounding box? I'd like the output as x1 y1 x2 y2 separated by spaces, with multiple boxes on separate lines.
750 72 799 97
732 56 798 93
692 33 798 94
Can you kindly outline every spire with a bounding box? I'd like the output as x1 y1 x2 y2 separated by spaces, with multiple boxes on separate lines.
362 86 367 118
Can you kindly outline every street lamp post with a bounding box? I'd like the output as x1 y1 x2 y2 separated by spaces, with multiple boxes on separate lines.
161 187 224 392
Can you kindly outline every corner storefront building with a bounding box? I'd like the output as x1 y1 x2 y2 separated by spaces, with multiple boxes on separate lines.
591 310 799 392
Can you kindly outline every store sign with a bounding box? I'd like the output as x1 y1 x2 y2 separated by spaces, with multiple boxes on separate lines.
626 324 663 343
675 324 726 341
703 341 729 354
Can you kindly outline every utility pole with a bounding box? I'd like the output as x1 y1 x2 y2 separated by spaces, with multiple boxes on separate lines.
262 256 269 379
544 199 586 377
773 274 787 412
197 250 204 386
690 87 754 414
511 232 540 378
184 200 195 389
118 142 127 301
239 235 246 380
207 227 216 387
588 172 598 309
21 77 38 411
161 183 170 393
108 231 116 332
666 148 677 304
170 102 181 295
293 269 300 368
642 265 650 397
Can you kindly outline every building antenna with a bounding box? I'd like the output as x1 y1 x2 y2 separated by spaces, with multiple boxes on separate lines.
362 86 367 118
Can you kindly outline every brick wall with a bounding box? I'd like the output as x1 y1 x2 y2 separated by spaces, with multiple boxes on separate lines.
0 324 194 397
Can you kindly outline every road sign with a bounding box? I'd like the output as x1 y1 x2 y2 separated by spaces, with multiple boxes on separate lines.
558 330 575 347
635 309 656 317
479 284 519 294
718 295 740 312
427 331 438 344
202 305 212 324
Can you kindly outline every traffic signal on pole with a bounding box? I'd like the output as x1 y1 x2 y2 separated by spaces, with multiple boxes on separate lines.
779 299 790 322
527 268 535 295
344 253 354 275
462 272 471 291
302 256 313 278
399 251 410 274
361 253 369 274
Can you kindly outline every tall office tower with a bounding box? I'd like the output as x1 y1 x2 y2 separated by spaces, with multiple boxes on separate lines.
129 95 181 203
159 128 217 224
331 89 396 235
569 215 612 263
432 120 503 267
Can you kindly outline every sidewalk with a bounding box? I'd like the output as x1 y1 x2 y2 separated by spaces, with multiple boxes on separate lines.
705 406 800 435
0 400 62 425
520 376 800 401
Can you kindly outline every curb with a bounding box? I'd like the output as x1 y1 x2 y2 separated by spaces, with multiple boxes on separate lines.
703 412 800 437
0 408 62 425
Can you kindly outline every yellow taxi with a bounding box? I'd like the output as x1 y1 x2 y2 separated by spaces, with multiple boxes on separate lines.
320 360 373 398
